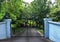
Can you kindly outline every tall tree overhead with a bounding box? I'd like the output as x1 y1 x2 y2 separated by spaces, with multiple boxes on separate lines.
0 0 23 20
50 0 60 21
28 0 49 25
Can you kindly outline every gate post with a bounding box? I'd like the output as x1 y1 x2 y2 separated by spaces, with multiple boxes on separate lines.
44 18 52 39
4 19 11 38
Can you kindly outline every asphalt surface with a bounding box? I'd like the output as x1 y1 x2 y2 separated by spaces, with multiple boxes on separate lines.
0 28 50 42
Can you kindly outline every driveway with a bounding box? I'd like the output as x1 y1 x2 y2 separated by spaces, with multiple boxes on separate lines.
0 28 50 42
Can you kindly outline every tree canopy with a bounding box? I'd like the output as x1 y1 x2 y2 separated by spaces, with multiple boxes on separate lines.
0 0 60 31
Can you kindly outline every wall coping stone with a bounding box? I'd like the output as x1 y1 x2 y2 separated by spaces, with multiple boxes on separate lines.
48 21 60 25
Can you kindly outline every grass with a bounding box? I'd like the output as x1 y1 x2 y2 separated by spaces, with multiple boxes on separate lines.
34 28 44 34
39 29 43 34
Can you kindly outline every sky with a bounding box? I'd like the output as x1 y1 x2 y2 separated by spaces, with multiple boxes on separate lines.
23 0 55 4
51 0 55 4
23 0 34 4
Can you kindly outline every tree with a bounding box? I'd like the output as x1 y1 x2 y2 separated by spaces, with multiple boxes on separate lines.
27 0 49 28
50 0 60 21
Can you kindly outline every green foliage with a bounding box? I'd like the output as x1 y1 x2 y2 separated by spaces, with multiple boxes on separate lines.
50 0 60 22
0 0 51 34
29 0 48 25
0 0 23 20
